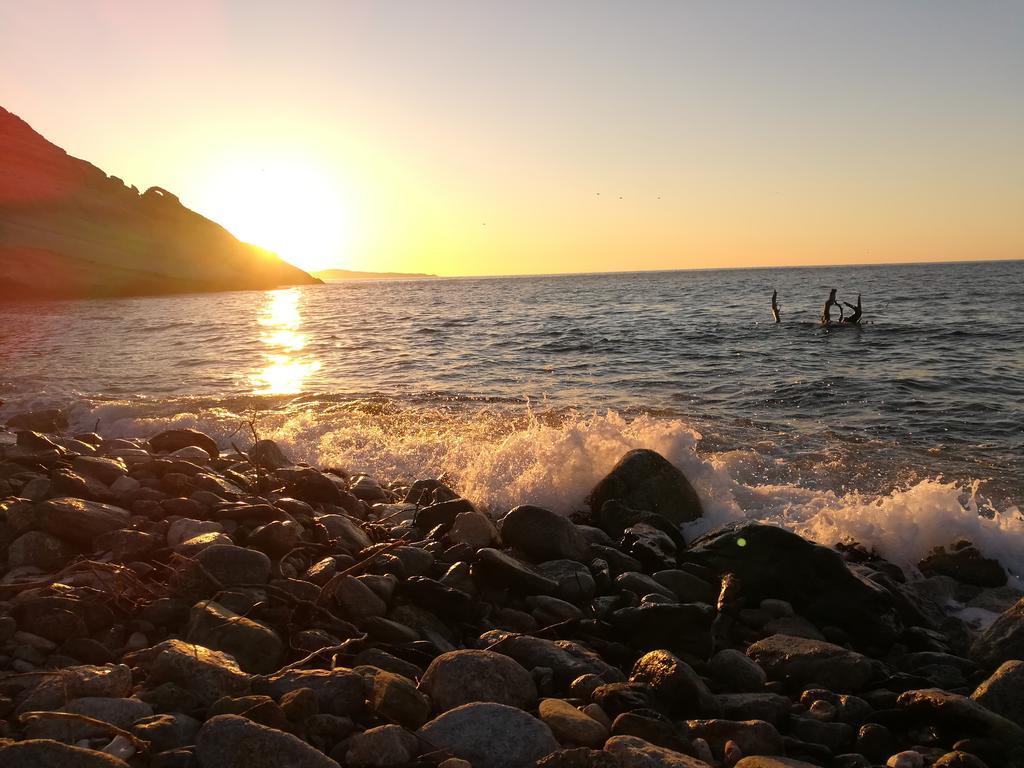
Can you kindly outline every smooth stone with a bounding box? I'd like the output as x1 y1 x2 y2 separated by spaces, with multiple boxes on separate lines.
479 630 625 689
0 740 131 767
186 600 284 674
629 650 720 717
714 694 792 727
15 663 132 715
536 560 597 604
449 510 498 549
603 735 713 767
131 713 203 753
475 548 558 594
709 649 768 693
587 449 704 525
254 668 364 717
972 597 1024 670
417 702 560 768
419 649 538 712
195 714 339 768
746 634 874 692
972 659 1024 726
335 575 387 619
361 667 432 729
123 640 250 706
346 724 419 767
498 505 591 562
653 570 717 603
539 698 610 747
686 718 784 757
150 429 219 459
7 531 72 570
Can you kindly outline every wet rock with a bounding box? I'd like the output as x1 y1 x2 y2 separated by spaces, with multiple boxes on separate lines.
417 702 560 768
622 523 678 571
317 513 372 553
746 634 875 692
653 570 717 604
539 697 609 747
630 650 720 717
449 510 498 549
609 603 715 659
346 724 419 767
588 449 704 525
150 429 219 460
95 529 157 561
919 543 1007 588
72 456 129 484
7 409 68 432
932 752 990 767
0 739 131 767
604 735 712 767
186 600 283 674
971 597 1024 670
499 505 591 562
972 660 1024 726
125 640 250 706
480 631 626 689
690 523 903 647
709 649 768 693
195 714 339 768
248 440 292 470
420 649 538 712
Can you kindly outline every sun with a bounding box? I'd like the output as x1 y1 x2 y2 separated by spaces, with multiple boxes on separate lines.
190 152 351 274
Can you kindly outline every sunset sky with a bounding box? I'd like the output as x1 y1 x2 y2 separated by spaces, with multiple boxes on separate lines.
2 1 1022 276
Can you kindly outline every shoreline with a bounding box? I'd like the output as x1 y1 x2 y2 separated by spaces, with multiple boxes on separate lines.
2 410 1024 766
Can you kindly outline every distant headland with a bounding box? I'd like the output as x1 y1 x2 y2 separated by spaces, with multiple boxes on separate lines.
0 106 320 300
313 268 437 281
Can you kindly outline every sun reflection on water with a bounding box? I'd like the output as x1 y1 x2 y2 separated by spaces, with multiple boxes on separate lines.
251 288 321 394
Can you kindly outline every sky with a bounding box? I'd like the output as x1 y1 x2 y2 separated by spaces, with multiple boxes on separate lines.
2 1 1022 276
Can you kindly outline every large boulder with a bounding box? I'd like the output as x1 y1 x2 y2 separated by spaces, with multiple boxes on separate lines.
919 542 1007 587
419 649 538 712
417 702 559 768
746 635 874 693
972 598 1024 670
689 523 903 648
195 714 340 768
499 505 591 562
33 497 131 544
973 660 1024 727
6 408 68 432
123 639 250 706
587 449 703 525
897 688 1024 747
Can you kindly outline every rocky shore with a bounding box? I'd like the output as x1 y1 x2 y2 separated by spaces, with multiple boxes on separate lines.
1 408 1024 768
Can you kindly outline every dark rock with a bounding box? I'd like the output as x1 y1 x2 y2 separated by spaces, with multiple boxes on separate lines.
417 702 560 768
34 497 131 544
420 649 538 712
195 714 340 768
536 747 621 768
248 440 292 470
746 634 875 692
345 724 419 767
415 497 475 532
603 735 711 767
475 548 558 594
72 456 128 484
124 640 250 706
587 449 703 525
401 576 473 620
972 598 1024 670
653 570 717 604
708 649 767 693
186 600 284 674
919 543 1007 588
592 683 656 718
972 660 1024 727
253 669 364 717
787 715 854 752
15 663 132 715
248 520 301 559
689 523 904 648
361 667 432 729
0 740 130 767
150 429 219 459
687 718 784 757
7 531 72 570
480 630 626 689
630 650 720 717
855 723 897 763
621 523 678 571
208 695 291 731
539 697 609 747
499 505 591 562
132 713 202 753
714 693 791 726
609 603 715 659
610 711 692 753
897 687 1024 744
7 409 68 433
536 560 597 604
933 751 991 767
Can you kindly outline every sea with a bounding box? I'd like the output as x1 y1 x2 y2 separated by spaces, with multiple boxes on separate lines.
2 260 1022 579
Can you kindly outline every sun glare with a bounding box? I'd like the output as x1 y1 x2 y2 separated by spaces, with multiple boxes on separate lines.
192 153 350 274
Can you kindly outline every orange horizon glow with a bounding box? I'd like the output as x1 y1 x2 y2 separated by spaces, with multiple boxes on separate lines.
2 3 1021 277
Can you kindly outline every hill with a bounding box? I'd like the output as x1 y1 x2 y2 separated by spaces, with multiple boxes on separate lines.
0 106 320 300
313 268 436 281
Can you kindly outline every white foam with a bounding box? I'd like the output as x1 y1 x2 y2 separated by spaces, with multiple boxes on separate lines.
4 395 1021 583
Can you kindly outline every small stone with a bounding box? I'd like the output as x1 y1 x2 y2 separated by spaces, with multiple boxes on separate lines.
540 698 609 747
604 735 712 767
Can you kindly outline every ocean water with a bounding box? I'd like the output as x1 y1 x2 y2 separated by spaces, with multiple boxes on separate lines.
2 261 1022 578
